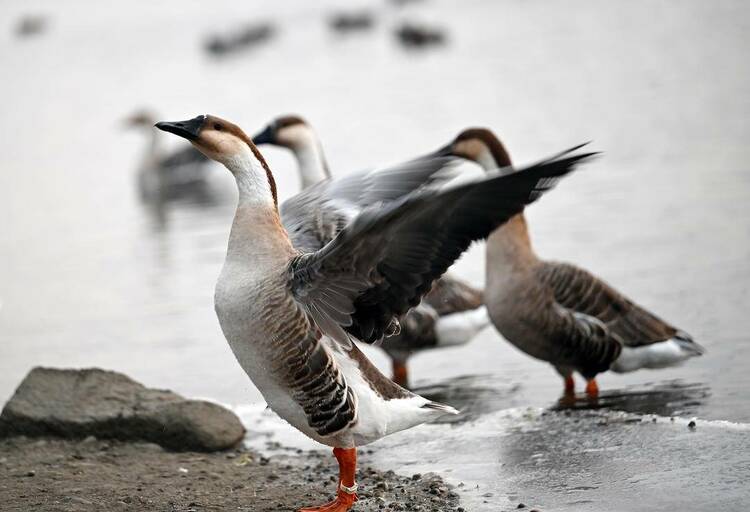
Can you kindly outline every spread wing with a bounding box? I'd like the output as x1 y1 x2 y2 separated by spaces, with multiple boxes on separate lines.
288 146 596 347
537 262 680 348
280 156 460 253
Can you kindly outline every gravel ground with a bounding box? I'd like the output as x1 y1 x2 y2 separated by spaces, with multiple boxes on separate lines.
0 436 462 512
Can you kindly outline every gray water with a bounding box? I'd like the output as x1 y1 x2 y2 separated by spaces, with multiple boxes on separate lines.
1 0 749 510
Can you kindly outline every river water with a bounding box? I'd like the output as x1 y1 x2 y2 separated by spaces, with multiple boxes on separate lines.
1 0 748 510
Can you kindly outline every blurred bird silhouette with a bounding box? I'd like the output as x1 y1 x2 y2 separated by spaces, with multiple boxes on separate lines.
123 109 213 203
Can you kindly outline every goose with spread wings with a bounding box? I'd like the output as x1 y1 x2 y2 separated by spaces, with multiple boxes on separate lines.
155 113 594 512
253 114 487 387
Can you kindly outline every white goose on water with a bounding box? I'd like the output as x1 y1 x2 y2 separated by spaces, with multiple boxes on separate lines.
252 114 489 388
425 128 705 398
155 114 594 511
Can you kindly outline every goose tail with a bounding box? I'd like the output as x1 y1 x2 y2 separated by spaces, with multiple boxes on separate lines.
421 400 459 416
610 331 705 373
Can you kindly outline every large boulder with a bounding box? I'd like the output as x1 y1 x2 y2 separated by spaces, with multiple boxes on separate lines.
0 367 245 452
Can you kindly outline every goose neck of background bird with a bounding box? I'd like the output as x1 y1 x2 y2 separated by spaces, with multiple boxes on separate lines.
486 213 539 278
144 127 164 164
290 135 331 189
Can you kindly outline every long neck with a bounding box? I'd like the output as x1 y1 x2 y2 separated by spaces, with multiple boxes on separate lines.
224 147 294 262
290 130 331 189
486 214 538 275
474 139 538 275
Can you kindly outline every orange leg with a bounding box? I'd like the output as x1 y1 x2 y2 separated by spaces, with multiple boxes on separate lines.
563 375 575 395
392 360 409 388
585 378 599 398
299 447 358 512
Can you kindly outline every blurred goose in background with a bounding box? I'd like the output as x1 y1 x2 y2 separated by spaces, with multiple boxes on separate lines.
253 115 488 388
124 109 212 201
428 128 705 398
156 114 594 512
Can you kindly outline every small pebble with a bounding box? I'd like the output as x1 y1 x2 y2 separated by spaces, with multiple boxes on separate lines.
688 420 696 429
518 504 527 509
25 470 36 477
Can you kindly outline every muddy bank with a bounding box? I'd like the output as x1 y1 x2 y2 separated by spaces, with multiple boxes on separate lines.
0 436 461 512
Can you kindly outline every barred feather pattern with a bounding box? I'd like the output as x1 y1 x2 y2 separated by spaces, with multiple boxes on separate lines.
260 283 358 437
537 262 679 347
533 261 686 378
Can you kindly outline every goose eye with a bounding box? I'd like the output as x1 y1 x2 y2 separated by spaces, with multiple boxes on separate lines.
214 123 223 131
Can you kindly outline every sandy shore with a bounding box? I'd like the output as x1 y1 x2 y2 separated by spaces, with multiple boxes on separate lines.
0 436 462 512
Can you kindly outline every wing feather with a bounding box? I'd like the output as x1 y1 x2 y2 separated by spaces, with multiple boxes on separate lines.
538 262 679 348
291 146 596 346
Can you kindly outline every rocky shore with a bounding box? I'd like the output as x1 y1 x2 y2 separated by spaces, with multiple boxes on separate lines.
0 368 462 511
0 436 461 512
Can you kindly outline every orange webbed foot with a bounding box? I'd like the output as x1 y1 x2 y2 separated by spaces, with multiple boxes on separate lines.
299 489 358 512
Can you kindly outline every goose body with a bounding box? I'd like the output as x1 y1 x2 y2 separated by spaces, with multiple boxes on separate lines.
253 115 489 387
433 128 705 396
156 114 593 511
215 229 442 447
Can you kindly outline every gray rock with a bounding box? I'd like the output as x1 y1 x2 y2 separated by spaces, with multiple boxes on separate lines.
0 367 245 452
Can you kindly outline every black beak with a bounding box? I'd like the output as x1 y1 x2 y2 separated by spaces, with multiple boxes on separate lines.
252 124 275 146
154 115 206 141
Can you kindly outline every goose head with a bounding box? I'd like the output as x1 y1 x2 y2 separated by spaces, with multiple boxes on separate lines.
156 115 251 163
251 115 315 150
156 114 277 206
427 127 512 172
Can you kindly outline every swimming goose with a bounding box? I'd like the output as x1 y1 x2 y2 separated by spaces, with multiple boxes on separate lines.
253 115 488 387
155 114 593 511
124 109 211 201
429 128 705 397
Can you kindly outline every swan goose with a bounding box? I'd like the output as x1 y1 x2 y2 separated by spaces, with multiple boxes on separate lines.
427 128 705 398
155 114 593 511
252 115 488 387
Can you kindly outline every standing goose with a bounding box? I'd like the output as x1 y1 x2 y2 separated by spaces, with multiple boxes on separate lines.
253 115 488 387
124 109 212 201
155 114 593 511
428 128 705 397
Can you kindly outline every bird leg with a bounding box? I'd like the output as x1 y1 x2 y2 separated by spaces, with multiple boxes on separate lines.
392 360 410 388
585 378 599 398
299 447 358 512
563 375 575 395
